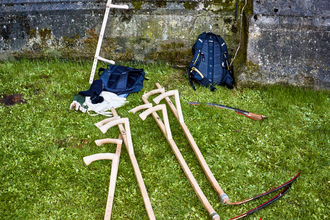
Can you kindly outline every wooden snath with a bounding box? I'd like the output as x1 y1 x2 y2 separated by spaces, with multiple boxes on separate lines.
83 136 123 220
129 90 221 220
94 108 156 220
152 83 229 204
88 0 129 84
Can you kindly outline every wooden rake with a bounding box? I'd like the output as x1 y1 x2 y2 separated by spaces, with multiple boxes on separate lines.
95 108 156 220
88 0 129 84
152 83 229 204
83 135 123 220
129 99 220 220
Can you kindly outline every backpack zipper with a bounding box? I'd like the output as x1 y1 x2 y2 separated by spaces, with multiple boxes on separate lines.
193 50 201 65
191 67 204 78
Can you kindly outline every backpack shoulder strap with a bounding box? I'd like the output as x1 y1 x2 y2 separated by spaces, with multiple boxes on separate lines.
213 34 230 69
214 34 228 53
192 32 207 57
213 34 234 87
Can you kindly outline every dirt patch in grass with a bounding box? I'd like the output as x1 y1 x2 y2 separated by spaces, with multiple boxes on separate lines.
0 94 27 106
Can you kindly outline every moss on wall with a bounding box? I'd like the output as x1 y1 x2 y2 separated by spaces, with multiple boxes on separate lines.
230 0 254 87
145 42 191 66
15 28 135 61
132 1 145 10
155 1 167 7
8 0 251 74
183 2 197 10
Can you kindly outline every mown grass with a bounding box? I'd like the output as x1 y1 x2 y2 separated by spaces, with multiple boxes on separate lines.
0 59 329 220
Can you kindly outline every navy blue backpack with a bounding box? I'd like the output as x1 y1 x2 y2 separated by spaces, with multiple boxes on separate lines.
188 32 234 91
99 65 146 96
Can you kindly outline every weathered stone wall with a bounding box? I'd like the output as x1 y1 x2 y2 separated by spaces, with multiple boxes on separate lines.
1 0 329 89
0 0 241 68
239 0 330 90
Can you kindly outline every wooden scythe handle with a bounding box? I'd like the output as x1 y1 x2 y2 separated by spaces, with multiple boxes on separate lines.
83 153 117 166
99 118 134 155
139 104 172 140
84 134 123 220
155 83 229 204
99 117 126 133
128 103 153 114
137 92 220 219
142 87 165 99
94 116 120 128
139 104 165 120
153 89 184 123
104 134 123 220
95 138 123 146
110 108 156 220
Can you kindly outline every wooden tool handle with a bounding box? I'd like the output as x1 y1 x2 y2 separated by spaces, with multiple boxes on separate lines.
142 88 165 99
104 155 120 220
139 104 172 147
94 116 120 128
83 153 116 166
155 83 229 204
108 4 129 9
139 104 165 121
99 117 128 134
110 107 156 220
153 90 184 123
95 138 123 146
246 112 268 121
128 103 153 114
152 90 176 104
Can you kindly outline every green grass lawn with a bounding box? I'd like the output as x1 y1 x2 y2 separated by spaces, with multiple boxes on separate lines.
0 59 329 219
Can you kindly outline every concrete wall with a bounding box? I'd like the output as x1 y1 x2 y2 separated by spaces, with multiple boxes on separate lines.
1 0 329 89
240 0 330 89
0 0 240 68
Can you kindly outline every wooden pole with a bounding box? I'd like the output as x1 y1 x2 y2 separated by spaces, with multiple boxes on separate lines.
89 0 128 84
130 95 220 220
153 83 229 204
96 109 156 220
83 136 123 220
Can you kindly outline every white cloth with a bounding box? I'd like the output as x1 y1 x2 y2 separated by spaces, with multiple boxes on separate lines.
84 91 128 117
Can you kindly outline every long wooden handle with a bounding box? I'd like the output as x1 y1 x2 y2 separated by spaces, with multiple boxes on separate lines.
139 93 219 218
95 138 123 146
128 103 153 114
108 4 129 9
104 135 122 220
142 88 165 99
89 0 128 83
245 112 268 121
155 83 229 204
139 104 172 140
104 155 119 220
110 108 156 220
83 153 117 166
95 116 120 128
99 117 127 134
153 89 184 123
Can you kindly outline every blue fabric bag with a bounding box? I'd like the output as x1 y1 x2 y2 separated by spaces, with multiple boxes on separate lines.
99 65 146 97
